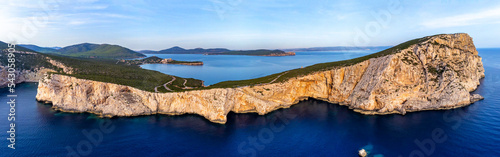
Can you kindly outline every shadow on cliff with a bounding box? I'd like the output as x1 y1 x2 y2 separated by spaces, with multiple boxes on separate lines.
35 95 489 139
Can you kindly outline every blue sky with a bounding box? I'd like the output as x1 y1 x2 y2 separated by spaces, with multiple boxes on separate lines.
1 0 500 50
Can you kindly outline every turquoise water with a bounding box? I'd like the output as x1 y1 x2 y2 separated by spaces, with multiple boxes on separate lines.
0 49 499 156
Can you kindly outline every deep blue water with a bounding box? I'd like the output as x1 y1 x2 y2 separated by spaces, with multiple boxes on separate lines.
1 49 499 157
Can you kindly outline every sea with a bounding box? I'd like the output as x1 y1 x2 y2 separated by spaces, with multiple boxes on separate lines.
1 49 499 157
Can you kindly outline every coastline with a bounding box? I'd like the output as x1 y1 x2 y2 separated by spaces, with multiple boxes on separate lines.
33 33 486 124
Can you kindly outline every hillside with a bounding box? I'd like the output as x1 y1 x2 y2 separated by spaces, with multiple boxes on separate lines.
118 56 203 66
55 43 146 59
143 46 231 54
19 44 59 53
34 33 485 124
0 42 204 91
0 42 55 72
208 37 426 88
143 47 294 56
0 42 39 53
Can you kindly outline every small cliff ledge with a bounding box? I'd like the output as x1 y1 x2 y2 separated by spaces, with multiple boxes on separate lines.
36 33 485 124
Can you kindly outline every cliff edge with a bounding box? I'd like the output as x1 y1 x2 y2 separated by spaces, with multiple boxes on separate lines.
35 33 485 124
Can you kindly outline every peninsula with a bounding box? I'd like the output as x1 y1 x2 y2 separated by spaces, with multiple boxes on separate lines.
1 33 485 124
141 46 230 54
141 47 295 56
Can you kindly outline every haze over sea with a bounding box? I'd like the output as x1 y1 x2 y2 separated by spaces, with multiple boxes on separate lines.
1 49 499 156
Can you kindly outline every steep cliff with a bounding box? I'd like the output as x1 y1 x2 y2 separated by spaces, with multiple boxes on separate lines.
0 56 61 88
35 33 485 124
0 66 41 87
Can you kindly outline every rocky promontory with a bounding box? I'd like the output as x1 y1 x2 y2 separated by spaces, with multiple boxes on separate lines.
35 33 485 124
119 56 204 66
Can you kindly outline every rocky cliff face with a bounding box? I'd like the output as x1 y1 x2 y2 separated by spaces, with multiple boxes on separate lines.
0 57 67 88
0 66 47 88
35 33 485 124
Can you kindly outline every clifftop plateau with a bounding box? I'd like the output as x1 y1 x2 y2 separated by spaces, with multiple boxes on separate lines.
34 33 485 124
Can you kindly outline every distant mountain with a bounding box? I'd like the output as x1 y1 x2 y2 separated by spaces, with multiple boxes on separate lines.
281 46 390 52
0 41 11 50
56 43 146 59
138 50 158 54
0 42 38 53
17 43 145 59
48 46 62 50
142 46 231 54
161 46 186 53
19 44 58 53
207 49 295 56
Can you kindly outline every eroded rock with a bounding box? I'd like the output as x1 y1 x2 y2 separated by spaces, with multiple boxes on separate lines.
35 33 485 124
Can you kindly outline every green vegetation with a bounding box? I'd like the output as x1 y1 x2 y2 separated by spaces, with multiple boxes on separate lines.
1 41 204 92
427 65 445 76
0 42 57 71
2 34 438 93
208 72 285 88
401 51 419 66
118 56 164 66
44 54 204 92
18 44 58 53
119 56 203 66
166 77 201 92
45 43 145 59
153 46 231 54
0 42 39 53
208 35 430 88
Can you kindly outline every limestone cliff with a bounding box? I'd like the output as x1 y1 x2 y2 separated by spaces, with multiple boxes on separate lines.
35 33 485 124
0 57 67 88
0 66 51 88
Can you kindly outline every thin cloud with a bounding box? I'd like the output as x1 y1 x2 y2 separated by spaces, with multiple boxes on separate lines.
74 5 108 10
68 21 87 25
421 6 500 28
76 0 100 3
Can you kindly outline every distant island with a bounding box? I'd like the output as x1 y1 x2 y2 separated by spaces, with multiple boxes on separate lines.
141 46 295 56
0 33 487 124
21 44 389 58
141 46 230 54
205 50 296 56
119 56 203 66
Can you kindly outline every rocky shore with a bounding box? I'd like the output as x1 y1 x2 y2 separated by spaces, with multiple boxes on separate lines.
119 57 204 66
263 52 296 56
35 33 485 124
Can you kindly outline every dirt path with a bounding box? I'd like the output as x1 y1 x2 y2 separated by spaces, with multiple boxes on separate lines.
163 76 176 91
156 71 288 92
154 76 176 92
182 78 187 87
269 71 289 84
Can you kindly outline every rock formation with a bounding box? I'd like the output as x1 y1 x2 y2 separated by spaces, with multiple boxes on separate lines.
264 52 296 56
0 67 54 88
359 149 367 157
35 33 485 124
0 56 67 88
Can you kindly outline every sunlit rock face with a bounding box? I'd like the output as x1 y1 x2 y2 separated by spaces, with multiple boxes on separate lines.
0 57 69 88
36 33 485 124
